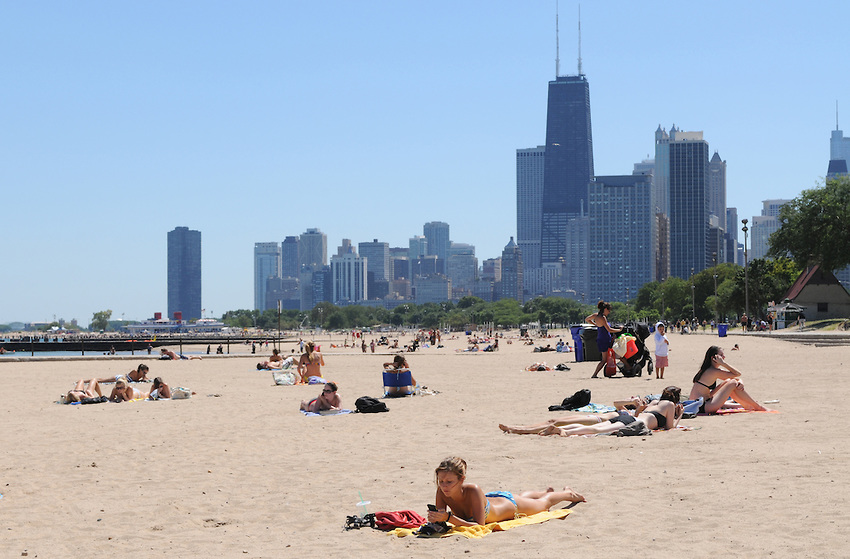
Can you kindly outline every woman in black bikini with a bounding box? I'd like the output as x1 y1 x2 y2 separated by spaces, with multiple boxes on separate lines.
537 386 684 436
688 346 766 413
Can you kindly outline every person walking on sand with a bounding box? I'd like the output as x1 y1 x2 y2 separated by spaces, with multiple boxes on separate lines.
585 301 623 378
653 322 670 379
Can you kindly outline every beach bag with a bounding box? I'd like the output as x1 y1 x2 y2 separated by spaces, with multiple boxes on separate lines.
548 389 591 411
171 387 192 399
273 371 297 386
604 350 617 377
355 396 388 413
612 336 629 358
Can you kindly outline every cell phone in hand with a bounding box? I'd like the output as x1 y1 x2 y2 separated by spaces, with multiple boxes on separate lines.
427 504 437 512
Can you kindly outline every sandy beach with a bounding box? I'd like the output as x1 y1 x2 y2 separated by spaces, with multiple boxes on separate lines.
1 329 848 558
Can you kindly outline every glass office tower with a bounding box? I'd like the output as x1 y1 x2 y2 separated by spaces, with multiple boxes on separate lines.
167 226 202 321
541 74 594 264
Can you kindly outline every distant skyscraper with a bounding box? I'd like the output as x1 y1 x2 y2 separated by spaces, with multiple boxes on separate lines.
541 74 594 264
726 207 741 265
588 175 654 302
658 129 710 278
299 228 327 271
708 151 727 231
359 239 390 300
447 242 477 295
423 222 451 262
829 109 850 180
750 199 792 260
331 252 367 304
254 242 282 311
408 235 428 260
281 236 300 278
516 146 545 270
481 258 501 283
167 226 202 321
499 237 523 302
358 239 390 281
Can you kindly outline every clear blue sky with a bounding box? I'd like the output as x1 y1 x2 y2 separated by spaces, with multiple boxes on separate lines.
2 1 847 325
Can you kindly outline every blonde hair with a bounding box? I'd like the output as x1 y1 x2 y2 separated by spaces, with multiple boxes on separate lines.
435 456 467 483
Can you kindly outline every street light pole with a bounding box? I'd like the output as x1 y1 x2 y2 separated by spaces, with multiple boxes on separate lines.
712 252 718 323
742 219 750 320
691 267 696 323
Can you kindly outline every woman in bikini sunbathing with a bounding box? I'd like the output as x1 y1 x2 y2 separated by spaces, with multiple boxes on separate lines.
64 379 104 403
94 364 151 385
109 378 149 402
498 397 649 435
299 382 341 413
535 386 684 436
688 346 766 413
426 456 584 527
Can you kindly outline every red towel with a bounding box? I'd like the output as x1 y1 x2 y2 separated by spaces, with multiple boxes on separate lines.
375 510 427 530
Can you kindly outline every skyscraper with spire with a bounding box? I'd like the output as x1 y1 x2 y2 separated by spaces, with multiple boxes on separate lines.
540 9 594 265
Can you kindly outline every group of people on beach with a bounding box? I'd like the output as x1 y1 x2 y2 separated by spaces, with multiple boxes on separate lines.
501 344 767 439
63 363 174 403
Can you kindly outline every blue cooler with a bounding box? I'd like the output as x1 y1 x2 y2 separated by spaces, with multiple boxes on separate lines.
718 323 728 337
570 325 584 362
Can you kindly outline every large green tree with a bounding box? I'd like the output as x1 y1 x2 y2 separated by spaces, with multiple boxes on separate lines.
769 176 850 270
90 309 112 331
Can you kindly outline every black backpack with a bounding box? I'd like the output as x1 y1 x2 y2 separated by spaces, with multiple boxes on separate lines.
548 389 591 412
355 396 389 413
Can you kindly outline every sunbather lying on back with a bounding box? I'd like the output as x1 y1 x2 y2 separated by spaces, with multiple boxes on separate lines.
65 379 104 403
536 386 683 436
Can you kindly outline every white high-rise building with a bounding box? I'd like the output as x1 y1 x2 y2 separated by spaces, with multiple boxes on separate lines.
254 242 281 311
749 199 792 260
331 252 367 304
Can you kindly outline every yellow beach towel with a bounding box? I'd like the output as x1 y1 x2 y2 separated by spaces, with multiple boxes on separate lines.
388 508 571 539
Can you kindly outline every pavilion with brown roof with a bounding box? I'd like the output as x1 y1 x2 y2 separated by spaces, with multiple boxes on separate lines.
780 266 850 320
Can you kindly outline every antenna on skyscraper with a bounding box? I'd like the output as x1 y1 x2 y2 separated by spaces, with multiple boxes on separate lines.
577 4 583 75
837 100 840 130
555 0 560 78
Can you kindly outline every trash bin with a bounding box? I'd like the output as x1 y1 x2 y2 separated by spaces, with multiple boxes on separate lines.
570 325 584 363
580 326 601 362
718 323 728 337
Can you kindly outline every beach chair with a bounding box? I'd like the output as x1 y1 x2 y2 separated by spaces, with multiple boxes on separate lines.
383 369 416 397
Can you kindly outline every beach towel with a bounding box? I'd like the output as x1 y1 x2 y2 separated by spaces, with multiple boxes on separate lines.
708 408 780 416
375 510 427 530
300 408 353 417
571 403 616 413
387 509 571 539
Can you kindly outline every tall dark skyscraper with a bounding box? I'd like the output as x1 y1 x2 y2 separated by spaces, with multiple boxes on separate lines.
668 138 710 278
541 73 594 264
167 226 202 321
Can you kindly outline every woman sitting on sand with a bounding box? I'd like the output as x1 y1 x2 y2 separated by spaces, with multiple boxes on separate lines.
533 386 684 436
300 381 341 413
297 341 324 384
689 346 766 413
382 355 417 396
65 379 104 403
426 456 585 527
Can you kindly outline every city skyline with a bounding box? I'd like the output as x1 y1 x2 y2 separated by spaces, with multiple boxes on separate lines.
3 1 849 323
